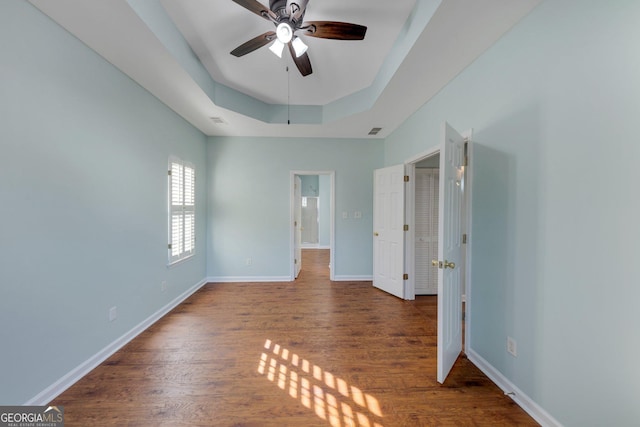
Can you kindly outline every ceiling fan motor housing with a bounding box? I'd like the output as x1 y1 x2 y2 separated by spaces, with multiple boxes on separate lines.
269 0 309 25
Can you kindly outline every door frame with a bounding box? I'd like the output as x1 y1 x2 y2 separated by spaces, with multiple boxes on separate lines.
294 176 303 279
289 170 336 281
404 129 473 355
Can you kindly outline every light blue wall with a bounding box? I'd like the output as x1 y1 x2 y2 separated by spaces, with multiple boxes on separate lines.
300 175 319 197
385 0 640 425
0 1 207 404
206 137 383 279
6 0 636 422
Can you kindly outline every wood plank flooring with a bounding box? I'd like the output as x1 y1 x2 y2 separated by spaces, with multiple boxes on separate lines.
52 250 538 426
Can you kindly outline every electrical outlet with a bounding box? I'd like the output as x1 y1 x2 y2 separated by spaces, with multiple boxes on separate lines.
109 306 117 322
342 211 348 219
354 211 362 219
246 258 252 266
507 336 517 357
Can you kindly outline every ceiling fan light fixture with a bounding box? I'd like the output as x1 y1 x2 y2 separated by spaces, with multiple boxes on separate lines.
269 39 285 58
291 37 308 57
275 22 293 43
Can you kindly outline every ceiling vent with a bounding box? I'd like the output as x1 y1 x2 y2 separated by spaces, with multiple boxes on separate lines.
368 127 382 136
210 117 226 125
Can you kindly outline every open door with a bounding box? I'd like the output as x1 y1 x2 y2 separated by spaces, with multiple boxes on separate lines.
436 122 466 383
373 164 405 299
294 176 302 278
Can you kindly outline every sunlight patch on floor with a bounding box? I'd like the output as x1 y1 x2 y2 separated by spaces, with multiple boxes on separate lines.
258 339 384 427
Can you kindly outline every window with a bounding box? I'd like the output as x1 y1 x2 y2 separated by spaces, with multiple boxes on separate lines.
168 157 195 264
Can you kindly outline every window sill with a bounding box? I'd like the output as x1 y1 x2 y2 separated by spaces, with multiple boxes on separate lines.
167 254 195 269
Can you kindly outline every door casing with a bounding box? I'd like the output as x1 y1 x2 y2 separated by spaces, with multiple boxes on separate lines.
289 171 336 281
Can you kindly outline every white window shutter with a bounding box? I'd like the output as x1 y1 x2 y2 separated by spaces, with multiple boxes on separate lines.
171 162 183 206
168 158 195 264
184 212 195 255
184 165 195 206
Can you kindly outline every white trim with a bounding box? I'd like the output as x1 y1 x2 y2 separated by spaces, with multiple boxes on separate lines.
332 275 373 282
302 245 331 250
462 130 473 356
467 349 562 427
404 145 441 165
166 253 195 268
25 278 208 405
404 163 416 300
290 171 335 281
206 276 291 283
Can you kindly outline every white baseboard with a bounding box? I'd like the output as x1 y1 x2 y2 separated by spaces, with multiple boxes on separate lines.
25 278 208 405
206 276 291 283
332 275 373 282
466 349 562 427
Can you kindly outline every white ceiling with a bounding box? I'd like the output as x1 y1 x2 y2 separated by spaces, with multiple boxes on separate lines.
28 0 541 139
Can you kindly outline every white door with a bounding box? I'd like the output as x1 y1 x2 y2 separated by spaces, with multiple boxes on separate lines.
373 164 405 299
437 122 466 383
294 176 302 278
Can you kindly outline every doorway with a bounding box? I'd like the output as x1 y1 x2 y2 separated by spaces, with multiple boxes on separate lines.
404 130 471 304
290 171 335 281
414 157 440 295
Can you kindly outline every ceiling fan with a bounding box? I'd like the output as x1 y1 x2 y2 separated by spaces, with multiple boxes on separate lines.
230 0 367 77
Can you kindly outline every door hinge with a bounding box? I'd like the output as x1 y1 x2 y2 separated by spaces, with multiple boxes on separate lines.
404 224 409 231
294 259 297 264
167 243 172 249
403 273 409 280
404 175 410 182
168 170 172 176
462 234 467 244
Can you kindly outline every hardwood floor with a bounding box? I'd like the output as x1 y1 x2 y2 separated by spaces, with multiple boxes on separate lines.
52 250 537 426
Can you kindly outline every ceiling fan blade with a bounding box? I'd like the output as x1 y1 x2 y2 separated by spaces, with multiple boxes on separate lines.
230 31 276 57
288 42 312 76
231 0 276 21
302 21 367 40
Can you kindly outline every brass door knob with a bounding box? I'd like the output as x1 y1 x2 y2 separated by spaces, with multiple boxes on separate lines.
444 260 456 269
374 232 379 236
431 260 439 267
